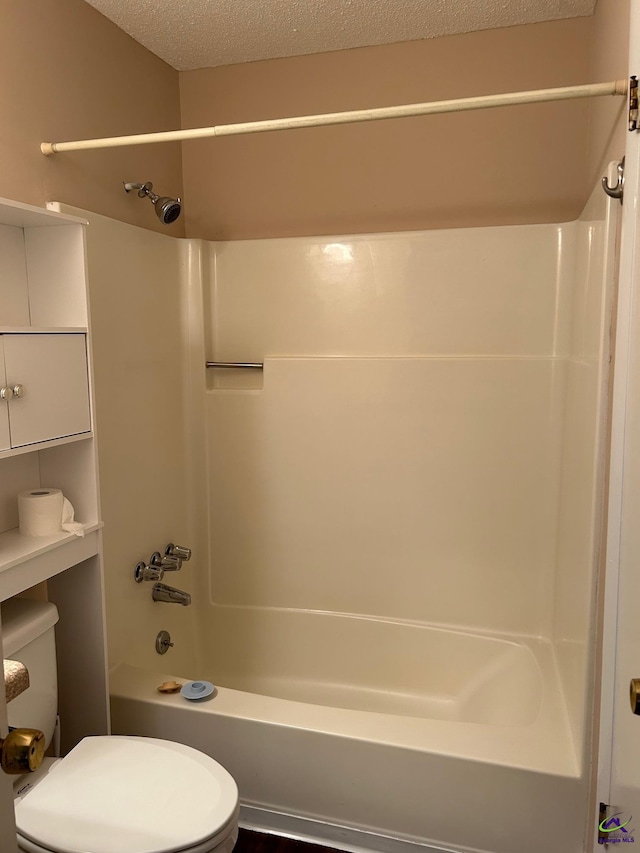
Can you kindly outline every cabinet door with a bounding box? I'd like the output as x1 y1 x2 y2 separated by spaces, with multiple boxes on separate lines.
0 341 10 452
3 334 91 448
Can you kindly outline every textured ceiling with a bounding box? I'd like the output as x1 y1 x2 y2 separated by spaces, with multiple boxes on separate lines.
83 0 597 71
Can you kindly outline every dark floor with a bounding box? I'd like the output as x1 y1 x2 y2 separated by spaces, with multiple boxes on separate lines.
235 829 336 852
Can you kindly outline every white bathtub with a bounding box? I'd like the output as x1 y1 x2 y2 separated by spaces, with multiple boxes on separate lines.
110 610 588 853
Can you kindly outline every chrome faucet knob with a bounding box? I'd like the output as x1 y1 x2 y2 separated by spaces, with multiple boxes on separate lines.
150 551 182 571
165 543 192 562
134 562 164 583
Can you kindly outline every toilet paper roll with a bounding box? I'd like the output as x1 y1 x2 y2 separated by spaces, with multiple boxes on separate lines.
18 488 64 537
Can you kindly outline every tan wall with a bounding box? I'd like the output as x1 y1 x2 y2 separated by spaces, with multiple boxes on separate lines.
0 4 628 241
587 0 630 189
180 18 595 241
0 0 184 235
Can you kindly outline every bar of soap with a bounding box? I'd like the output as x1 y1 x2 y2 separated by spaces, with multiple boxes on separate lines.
157 680 182 693
4 659 29 703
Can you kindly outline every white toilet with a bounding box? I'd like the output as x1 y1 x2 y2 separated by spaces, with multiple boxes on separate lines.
2 597 239 853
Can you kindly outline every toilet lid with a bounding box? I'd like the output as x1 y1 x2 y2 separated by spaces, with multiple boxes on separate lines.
15 736 238 853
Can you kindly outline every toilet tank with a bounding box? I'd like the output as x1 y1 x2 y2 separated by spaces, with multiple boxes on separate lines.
1 598 59 747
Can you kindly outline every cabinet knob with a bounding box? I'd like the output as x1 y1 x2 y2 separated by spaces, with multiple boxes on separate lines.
0 728 45 774
0 386 13 401
12 384 25 398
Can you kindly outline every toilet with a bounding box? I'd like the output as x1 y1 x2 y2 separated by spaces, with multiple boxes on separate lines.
2 597 239 853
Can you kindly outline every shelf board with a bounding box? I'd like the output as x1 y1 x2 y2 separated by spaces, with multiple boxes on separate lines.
0 327 88 334
0 432 93 460
0 197 88 229
0 524 103 601
0 522 103 575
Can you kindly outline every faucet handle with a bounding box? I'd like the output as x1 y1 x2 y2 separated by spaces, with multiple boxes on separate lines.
150 551 182 571
165 543 192 562
134 561 164 583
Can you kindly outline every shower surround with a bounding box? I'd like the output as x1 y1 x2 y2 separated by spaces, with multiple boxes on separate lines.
57 172 616 853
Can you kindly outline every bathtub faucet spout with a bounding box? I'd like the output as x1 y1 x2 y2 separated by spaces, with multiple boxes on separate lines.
152 582 191 606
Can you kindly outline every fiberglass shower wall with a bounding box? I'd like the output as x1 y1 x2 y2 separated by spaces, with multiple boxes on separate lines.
201 174 616 765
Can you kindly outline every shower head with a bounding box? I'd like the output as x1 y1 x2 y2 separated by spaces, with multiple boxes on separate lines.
123 181 182 225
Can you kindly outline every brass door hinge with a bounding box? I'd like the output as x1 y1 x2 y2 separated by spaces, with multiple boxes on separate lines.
599 802 609 845
629 76 638 131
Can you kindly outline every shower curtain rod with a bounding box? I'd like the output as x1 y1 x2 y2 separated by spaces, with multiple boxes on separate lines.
41 80 627 156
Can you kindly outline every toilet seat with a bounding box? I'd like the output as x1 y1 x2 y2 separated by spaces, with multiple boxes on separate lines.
17 826 238 853
15 736 239 853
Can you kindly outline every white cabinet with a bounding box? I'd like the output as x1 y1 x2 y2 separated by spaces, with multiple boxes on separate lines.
0 334 91 450
0 197 109 814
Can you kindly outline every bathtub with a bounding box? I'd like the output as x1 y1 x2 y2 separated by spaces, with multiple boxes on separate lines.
110 610 588 853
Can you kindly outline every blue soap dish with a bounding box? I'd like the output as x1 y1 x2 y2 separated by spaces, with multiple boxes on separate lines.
180 680 215 701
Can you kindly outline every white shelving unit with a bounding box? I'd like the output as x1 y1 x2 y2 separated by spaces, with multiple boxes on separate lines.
0 197 109 771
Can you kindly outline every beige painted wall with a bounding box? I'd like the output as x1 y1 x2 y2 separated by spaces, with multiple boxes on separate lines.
0 0 184 235
0 4 628 241
587 0 630 189
180 18 595 240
